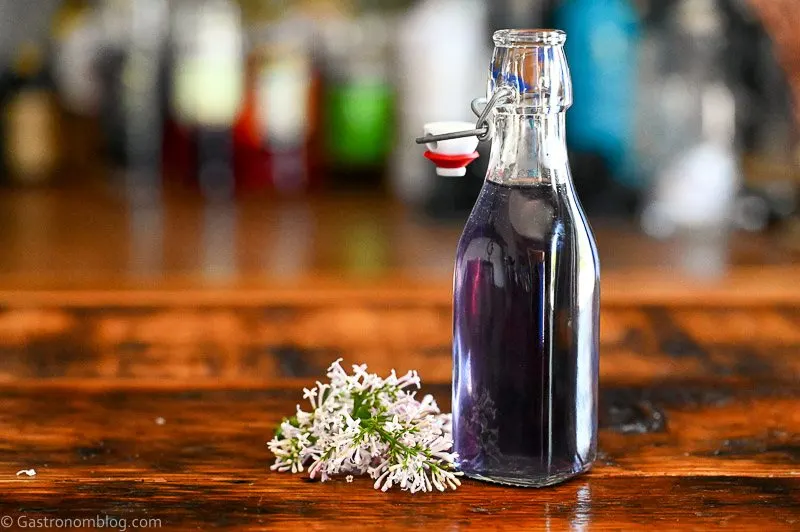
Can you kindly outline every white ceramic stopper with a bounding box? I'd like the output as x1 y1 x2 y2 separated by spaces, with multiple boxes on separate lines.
422 121 479 176
436 167 467 177
423 121 479 155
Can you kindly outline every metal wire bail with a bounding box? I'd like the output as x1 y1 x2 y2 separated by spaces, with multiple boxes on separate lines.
415 87 514 145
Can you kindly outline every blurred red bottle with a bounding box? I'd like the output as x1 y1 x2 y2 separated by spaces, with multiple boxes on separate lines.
234 16 320 196
164 0 245 199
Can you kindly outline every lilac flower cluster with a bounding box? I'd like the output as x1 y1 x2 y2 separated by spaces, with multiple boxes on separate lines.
268 359 462 493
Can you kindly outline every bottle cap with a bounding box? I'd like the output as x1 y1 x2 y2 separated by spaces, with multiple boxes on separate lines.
421 121 479 176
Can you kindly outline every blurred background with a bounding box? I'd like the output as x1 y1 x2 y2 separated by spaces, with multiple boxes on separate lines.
0 0 798 288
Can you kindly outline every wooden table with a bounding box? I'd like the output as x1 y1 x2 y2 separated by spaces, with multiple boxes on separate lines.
0 189 799 529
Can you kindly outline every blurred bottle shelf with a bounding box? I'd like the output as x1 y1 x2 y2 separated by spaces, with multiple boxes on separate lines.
0 0 796 220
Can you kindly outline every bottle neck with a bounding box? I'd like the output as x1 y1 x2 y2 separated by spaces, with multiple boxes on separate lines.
486 112 570 187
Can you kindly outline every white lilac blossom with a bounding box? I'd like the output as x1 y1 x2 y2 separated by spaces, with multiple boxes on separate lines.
268 359 462 493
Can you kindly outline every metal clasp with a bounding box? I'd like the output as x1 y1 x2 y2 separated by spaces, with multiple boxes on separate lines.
414 87 514 145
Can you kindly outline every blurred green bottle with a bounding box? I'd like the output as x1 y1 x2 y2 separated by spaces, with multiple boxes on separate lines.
321 10 395 191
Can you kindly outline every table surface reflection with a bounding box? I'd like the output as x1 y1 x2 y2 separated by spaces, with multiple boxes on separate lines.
0 186 798 529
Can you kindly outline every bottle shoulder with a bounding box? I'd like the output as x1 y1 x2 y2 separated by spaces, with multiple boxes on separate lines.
457 181 598 262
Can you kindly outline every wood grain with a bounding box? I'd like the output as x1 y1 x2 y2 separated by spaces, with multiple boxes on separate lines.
0 303 796 530
2 476 799 530
0 303 795 530
0 305 795 384
2 475 797 531
0 381 797 530
0 190 798 529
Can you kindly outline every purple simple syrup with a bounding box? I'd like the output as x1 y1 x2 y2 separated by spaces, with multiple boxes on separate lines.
452 179 599 486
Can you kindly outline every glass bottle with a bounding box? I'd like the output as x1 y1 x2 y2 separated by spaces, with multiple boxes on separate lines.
51 0 103 176
0 40 61 186
322 12 394 192
96 0 169 199
393 0 487 208
244 15 315 195
452 29 600 487
638 0 740 278
168 0 244 199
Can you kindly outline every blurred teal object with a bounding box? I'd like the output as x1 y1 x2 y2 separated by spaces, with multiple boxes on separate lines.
554 0 640 187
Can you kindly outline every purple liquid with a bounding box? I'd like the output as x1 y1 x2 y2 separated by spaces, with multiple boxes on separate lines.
452 179 599 486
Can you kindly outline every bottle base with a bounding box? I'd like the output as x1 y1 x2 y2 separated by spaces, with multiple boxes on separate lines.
462 462 592 488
